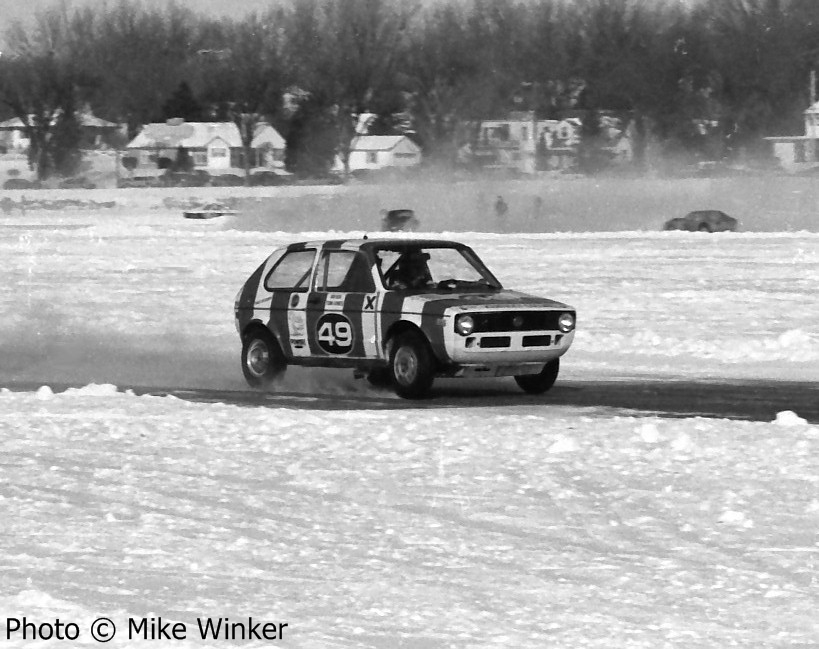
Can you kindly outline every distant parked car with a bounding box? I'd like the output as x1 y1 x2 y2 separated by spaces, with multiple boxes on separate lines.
664 210 738 232
381 209 420 232
211 174 245 187
183 202 237 219
117 176 162 188
161 170 211 187
249 171 285 186
58 176 96 189
3 178 41 190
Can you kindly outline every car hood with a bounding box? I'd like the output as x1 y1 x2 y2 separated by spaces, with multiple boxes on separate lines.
401 289 573 312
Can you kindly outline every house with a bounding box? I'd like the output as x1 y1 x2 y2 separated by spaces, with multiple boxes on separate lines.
0 111 124 153
470 112 583 173
339 135 422 172
469 111 634 173
765 102 819 171
124 119 285 175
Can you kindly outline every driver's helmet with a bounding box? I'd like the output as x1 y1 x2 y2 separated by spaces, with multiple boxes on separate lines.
391 250 432 287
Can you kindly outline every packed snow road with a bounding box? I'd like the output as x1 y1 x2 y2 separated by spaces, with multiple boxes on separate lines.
4 377 819 422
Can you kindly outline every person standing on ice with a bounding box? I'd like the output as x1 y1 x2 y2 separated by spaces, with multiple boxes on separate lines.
494 195 508 228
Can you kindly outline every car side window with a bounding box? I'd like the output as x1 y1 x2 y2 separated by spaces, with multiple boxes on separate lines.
264 249 316 292
315 251 375 293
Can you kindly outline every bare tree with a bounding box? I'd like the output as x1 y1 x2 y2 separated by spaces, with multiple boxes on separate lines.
196 14 286 183
282 0 418 174
0 51 84 179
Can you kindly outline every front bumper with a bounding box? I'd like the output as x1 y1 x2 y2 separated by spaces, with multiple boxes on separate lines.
443 306 575 365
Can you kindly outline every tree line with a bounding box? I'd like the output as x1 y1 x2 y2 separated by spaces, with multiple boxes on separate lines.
1 0 818 179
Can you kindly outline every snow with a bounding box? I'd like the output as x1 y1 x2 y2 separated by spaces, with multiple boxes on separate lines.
1 182 818 647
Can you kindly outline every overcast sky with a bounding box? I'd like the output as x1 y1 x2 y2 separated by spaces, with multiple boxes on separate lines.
0 0 274 36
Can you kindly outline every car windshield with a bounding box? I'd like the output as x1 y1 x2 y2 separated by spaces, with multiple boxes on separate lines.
375 245 502 292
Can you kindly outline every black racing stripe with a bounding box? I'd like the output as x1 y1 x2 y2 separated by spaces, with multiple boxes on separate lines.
304 294 328 356
288 242 308 252
236 262 264 331
345 293 367 357
421 300 452 362
419 298 465 316
323 240 346 250
454 290 569 309
380 292 405 340
270 291 294 351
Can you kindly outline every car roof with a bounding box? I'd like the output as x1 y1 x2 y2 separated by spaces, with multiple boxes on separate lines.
283 238 469 253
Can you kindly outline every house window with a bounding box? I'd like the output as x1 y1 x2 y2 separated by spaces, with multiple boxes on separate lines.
521 126 528 141
210 148 228 158
367 151 378 164
395 152 417 159
193 152 207 166
795 141 806 163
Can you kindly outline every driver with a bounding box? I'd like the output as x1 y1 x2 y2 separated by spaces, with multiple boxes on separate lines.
386 250 433 290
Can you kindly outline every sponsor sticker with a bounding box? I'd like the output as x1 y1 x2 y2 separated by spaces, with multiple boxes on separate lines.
288 311 306 338
324 293 345 311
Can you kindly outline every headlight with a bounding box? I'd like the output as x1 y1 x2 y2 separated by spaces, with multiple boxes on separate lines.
558 312 575 332
455 314 475 336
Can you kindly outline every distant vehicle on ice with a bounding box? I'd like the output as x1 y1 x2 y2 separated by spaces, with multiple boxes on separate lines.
381 209 420 232
664 210 739 232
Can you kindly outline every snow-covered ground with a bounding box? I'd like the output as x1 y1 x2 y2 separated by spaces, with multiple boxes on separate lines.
1 184 818 647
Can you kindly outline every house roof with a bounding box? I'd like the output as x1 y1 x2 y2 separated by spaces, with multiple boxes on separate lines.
351 135 414 152
127 120 284 150
0 113 120 130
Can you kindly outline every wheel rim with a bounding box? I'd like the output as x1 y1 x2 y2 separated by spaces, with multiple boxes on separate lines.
393 345 418 385
246 339 270 377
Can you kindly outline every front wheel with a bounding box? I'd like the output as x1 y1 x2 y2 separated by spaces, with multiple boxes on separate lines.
388 331 436 399
241 328 287 387
514 359 560 394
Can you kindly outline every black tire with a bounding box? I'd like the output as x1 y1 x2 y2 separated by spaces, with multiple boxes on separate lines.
388 331 436 399
515 359 560 394
698 223 712 232
241 327 287 387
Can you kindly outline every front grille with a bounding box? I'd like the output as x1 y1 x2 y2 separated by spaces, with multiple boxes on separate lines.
468 311 565 333
479 336 511 349
522 335 551 347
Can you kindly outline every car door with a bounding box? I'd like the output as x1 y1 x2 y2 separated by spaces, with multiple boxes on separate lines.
306 249 380 360
261 248 317 358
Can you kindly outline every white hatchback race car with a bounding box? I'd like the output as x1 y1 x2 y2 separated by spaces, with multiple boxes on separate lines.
235 238 576 398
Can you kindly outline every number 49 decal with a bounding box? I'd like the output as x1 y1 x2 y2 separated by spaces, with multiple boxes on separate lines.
316 313 354 354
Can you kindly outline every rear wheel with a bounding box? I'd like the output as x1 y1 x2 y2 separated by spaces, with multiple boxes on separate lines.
698 222 712 232
241 328 287 387
515 359 560 394
388 331 436 399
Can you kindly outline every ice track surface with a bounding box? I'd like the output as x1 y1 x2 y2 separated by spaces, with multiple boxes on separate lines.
1 193 818 648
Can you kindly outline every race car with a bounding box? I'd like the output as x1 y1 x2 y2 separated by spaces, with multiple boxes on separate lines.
234 238 576 398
